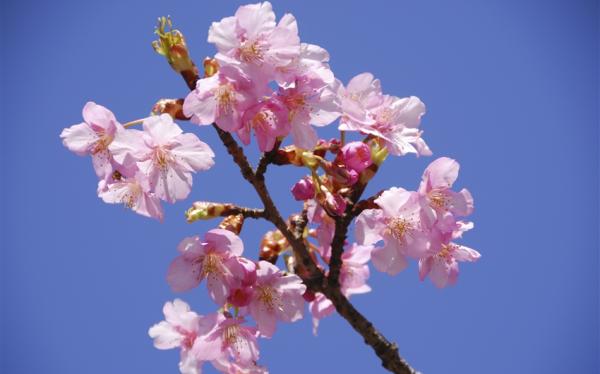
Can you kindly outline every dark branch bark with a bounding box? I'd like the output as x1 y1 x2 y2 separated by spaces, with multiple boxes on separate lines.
173 56 417 374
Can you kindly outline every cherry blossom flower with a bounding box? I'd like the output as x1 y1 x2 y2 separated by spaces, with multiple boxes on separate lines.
247 261 306 337
237 97 290 152
309 243 372 334
227 257 257 308
418 157 474 232
278 74 340 149
194 314 260 366
98 160 164 221
418 241 480 288
338 73 431 157
208 2 300 78
167 229 244 305
110 114 215 203
148 299 215 374
183 65 269 132
355 187 432 275
337 73 383 131
212 358 269 374
275 42 335 86
340 141 373 173
60 101 121 179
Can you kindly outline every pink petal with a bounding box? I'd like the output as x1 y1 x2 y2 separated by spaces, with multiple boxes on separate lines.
171 133 215 172
371 241 407 275
355 209 385 246
205 229 244 257
374 187 412 217
424 157 460 190
60 122 97 155
143 114 183 145
148 321 182 350
235 2 275 39
207 16 239 52
167 256 202 292
82 101 118 132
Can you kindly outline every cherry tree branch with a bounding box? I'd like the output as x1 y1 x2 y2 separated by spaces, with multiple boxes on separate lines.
172 54 417 374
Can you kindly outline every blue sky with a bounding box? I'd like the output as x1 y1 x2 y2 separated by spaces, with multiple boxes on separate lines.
1 0 598 373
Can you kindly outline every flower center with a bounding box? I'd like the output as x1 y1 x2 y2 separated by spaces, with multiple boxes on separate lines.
386 217 414 243
223 324 240 346
428 190 449 210
436 244 456 262
201 253 222 277
153 147 172 171
238 39 264 63
122 182 142 209
250 110 273 132
92 132 113 154
215 84 235 116
257 285 282 312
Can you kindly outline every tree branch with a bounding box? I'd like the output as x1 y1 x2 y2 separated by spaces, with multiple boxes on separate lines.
170 51 417 374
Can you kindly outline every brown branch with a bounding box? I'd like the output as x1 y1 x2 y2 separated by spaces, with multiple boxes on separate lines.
256 139 282 178
168 45 417 374
185 201 266 223
321 286 419 374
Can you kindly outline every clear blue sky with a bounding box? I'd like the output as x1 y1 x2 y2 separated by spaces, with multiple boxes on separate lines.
1 0 598 373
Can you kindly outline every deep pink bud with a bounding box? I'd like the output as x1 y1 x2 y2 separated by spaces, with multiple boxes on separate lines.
228 287 254 307
291 177 315 201
341 141 372 173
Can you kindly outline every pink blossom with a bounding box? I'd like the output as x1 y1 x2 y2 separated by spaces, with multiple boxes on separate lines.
194 314 260 366
226 257 257 308
307 293 335 335
355 187 432 275
247 261 306 337
110 114 215 203
98 160 164 221
208 2 300 78
341 141 372 173
419 242 480 288
306 199 335 259
275 42 335 86
337 73 383 131
237 97 290 152
183 65 268 132
148 299 215 374
291 176 315 201
309 243 372 334
167 229 244 305
212 358 269 374
278 74 341 149
337 73 431 157
418 157 474 231
60 102 121 179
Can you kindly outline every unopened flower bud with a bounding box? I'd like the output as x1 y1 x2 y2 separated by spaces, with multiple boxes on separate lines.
203 57 219 77
259 230 288 264
291 177 315 201
302 289 316 302
317 187 347 217
152 98 188 120
152 17 195 74
341 141 373 173
186 201 232 222
218 214 245 235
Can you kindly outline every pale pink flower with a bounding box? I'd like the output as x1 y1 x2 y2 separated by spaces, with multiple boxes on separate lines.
148 299 215 374
226 257 257 308
275 42 335 86
337 73 431 156
212 358 269 374
183 65 269 132
341 141 372 173
98 160 164 221
60 102 121 179
418 241 480 288
247 261 306 338
110 114 215 203
208 2 300 78
309 243 372 334
291 176 315 201
418 157 474 232
278 74 341 149
339 243 373 296
194 314 260 366
355 187 432 275
337 73 383 131
167 229 244 305
307 293 335 335
306 199 335 259
366 95 431 156
237 97 290 152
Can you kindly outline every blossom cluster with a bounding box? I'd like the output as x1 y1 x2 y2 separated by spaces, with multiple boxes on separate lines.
60 2 481 373
60 106 215 221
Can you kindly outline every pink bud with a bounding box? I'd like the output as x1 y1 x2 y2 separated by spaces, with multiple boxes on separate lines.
291 177 315 201
341 141 372 173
